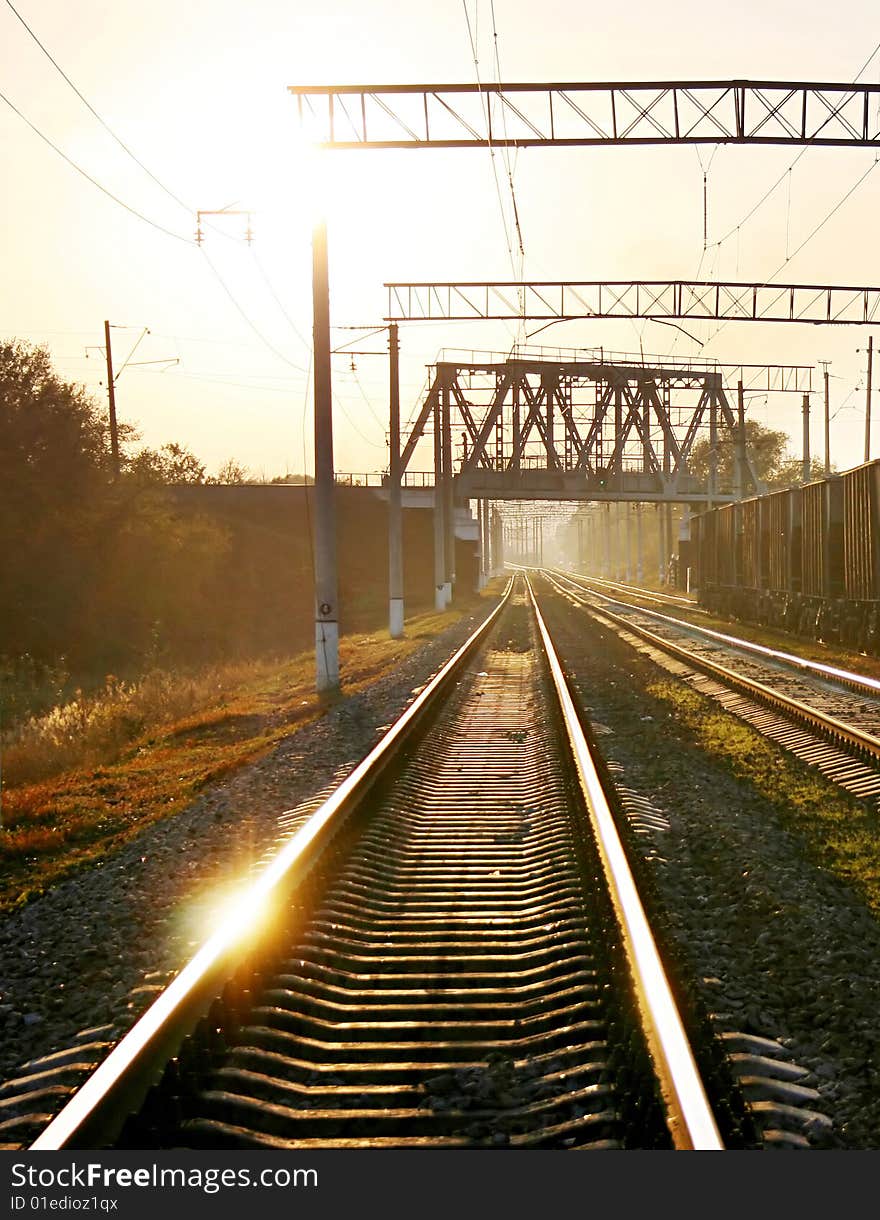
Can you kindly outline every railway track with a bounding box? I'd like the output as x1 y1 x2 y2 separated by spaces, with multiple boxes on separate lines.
544 568 880 806
25 576 722 1152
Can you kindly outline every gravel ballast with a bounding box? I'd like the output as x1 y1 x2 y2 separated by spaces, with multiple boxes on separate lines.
540 585 880 1150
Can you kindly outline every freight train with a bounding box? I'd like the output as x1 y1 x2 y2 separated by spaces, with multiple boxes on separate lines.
689 460 880 654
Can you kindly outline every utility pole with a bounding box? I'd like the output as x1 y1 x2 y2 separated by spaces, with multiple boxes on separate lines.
312 217 339 693
818 361 831 476
866 336 874 464
433 393 446 609
441 371 454 603
802 393 811 484
89 324 176 480
734 381 746 499
104 321 119 479
388 323 404 638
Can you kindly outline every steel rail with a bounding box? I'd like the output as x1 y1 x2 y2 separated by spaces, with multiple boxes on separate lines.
559 570 698 611
543 570 880 764
525 576 723 1151
554 568 880 701
30 580 515 1151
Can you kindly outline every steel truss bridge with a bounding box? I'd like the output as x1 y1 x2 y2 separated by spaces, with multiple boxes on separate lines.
290 80 880 148
386 280 880 327
403 357 766 507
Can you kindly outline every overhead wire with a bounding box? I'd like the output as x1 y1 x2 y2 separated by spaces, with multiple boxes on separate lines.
0 2 348 465
706 38 880 256
701 154 880 352
1 0 248 247
4 0 193 215
0 86 192 243
199 247 308 372
488 0 528 348
250 248 312 352
679 43 880 359
461 0 521 350
339 364 389 447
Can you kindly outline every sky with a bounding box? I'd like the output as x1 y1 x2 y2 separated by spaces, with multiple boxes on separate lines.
1 0 879 479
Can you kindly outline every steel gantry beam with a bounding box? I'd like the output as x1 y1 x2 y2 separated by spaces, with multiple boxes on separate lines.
385 280 880 327
289 81 880 148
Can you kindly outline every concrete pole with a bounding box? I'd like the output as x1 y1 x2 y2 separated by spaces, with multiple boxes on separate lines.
433 393 446 610
311 219 339 693
614 502 622 579
679 506 691 592
658 506 665 584
636 504 644 583
667 503 674 582
802 393 811 484
577 516 584 571
388 323 404 638
625 502 632 582
734 380 746 499
479 498 489 588
441 372 454 604
603 505 611 577
708 390 718 510
824 366 831 477
865 336 874 464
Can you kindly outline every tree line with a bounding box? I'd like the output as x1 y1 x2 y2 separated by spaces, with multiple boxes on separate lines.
0 339 312 682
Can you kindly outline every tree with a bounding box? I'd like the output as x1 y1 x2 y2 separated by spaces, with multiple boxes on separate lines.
0 339 111 504
126 441 206 485
267 472 313 484
0 340 115 659
210 457 250 484
689 419 790 490
766 456 829 489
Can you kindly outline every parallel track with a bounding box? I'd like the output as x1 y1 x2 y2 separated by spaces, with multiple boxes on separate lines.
544 568 880 804
29 577 722 1152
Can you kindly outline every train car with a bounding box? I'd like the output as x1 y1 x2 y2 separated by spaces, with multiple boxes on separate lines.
688 461 880 652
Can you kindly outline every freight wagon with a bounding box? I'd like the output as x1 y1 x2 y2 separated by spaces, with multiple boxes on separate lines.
689 460 880 653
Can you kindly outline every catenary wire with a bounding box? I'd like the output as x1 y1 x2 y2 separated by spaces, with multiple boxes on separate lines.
0 86 192 243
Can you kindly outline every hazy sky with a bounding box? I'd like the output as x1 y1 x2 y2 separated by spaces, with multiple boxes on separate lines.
2 0 879 477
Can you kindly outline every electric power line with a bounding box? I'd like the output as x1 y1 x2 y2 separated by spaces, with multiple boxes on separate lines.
4 0 193 215
0 86 192 242
199 247 308 372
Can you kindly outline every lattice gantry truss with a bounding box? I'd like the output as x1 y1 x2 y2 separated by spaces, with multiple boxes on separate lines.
289 81 880 148
402 359 760 505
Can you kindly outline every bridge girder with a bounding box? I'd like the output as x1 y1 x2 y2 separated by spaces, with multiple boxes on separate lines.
402 359 758 507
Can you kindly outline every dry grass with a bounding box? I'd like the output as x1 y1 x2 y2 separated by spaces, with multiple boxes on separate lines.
3 664 272 787
0 588 501 913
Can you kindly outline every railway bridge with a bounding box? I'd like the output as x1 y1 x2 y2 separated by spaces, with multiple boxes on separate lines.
391 353 811 604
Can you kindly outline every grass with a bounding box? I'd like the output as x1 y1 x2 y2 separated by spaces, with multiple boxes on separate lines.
648 679 880 914
0 588 500 914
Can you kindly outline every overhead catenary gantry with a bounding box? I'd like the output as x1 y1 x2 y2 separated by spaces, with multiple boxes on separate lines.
385 280 880 327
290 81 880 148
290 76 878 691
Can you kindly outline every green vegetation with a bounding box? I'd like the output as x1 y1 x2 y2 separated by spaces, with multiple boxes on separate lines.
0 338 273 681
649 679 880 913
689 419 829 491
